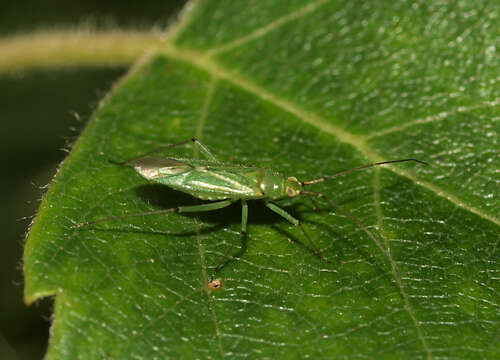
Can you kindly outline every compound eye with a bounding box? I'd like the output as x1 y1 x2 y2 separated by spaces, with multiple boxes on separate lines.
286 186 298 197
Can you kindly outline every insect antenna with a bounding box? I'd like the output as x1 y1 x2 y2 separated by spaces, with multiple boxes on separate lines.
302 158 428 186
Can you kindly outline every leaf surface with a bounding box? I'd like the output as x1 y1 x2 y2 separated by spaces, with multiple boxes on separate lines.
25 0 500 358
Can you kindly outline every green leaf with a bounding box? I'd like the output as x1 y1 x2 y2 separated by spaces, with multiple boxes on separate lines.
25 0 500 358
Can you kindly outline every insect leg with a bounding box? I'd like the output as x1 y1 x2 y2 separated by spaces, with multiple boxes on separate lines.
241 199 248 233
303 191 401 279
191 139 219 162
177 199 233 213
117 138 198 165
116 138 219 165
309 197 324 213
265 202 326 261
77 200 234 227
308 194 394 264
212 200 248 278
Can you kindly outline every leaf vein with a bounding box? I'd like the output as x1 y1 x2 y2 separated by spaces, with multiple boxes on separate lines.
194 218 225 359
366 98 500 140
204 0 330 58
161 45 500 227
373 170 434 359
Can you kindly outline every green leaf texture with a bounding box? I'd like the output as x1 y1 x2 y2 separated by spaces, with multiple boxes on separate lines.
24 0 500 359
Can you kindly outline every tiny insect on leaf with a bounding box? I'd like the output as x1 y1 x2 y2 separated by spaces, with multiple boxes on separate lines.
78 138 428 278
206 279 223 291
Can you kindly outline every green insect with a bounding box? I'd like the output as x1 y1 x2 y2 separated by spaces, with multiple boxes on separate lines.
80 138 427 279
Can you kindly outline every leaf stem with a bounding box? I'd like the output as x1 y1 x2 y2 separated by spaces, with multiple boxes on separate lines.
0 30 163 73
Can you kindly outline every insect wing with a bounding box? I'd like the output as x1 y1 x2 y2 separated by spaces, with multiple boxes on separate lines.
186 167 261 199
135 158 263 200
134 158 193 180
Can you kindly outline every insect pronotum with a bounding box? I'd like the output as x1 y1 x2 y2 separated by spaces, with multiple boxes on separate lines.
78 138 427 281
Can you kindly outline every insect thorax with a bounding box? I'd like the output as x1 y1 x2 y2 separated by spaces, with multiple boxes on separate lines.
258 169 289 200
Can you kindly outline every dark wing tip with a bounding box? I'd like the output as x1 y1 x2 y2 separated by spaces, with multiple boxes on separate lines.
134 158 192 179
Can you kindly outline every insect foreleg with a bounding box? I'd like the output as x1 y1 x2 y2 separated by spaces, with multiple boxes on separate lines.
303 191 401 278
308 197 324 213
265 202 326 261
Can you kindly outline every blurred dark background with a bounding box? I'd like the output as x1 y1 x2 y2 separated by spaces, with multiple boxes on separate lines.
0 1 187 359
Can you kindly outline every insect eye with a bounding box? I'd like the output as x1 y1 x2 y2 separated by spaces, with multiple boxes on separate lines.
286 187 298 197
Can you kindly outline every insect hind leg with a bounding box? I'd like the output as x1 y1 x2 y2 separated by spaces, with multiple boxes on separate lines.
76 200 234 227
